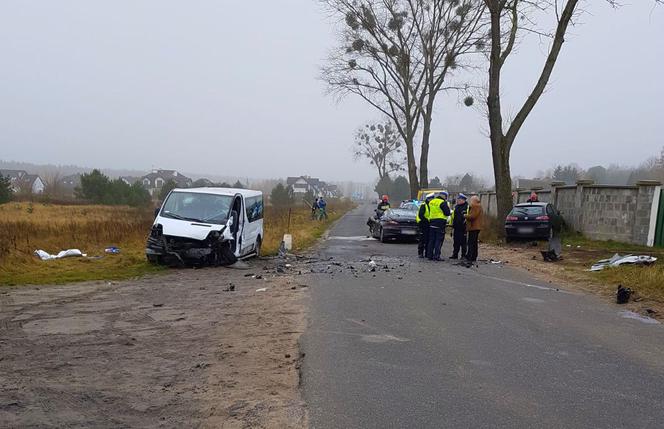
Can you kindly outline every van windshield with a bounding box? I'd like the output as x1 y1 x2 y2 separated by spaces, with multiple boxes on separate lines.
161 192 234 225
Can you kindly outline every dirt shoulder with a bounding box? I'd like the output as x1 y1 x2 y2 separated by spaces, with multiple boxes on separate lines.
479 241 663 319
0 259 308 428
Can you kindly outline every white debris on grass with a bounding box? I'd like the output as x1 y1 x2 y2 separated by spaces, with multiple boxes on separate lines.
34 249 86 261
590 254 657 272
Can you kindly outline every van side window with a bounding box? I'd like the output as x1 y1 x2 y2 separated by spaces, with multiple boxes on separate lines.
245 196 264 223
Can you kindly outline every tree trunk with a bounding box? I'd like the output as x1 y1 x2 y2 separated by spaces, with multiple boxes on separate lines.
419 106 433 191
492 140 513 228
404 133 420 198
486 5 513 236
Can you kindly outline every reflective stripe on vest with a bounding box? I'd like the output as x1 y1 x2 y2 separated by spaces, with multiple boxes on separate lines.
427 198 449 221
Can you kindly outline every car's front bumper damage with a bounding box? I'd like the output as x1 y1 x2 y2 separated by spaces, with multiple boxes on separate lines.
145 224 237 266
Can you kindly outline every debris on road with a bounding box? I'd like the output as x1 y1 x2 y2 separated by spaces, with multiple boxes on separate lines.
541 250 561 262
368 260 377 272
34 249 85 261
617 285 632 304
590 254 657 272
256 287 268 292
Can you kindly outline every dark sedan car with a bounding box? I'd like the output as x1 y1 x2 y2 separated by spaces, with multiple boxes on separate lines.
505 202 561 241
370 207 419 243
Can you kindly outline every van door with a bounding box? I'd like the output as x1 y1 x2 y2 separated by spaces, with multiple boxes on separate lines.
229 195 244 256
242 195 264 255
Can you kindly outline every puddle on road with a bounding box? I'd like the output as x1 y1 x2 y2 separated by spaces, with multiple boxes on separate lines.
618 310 660 325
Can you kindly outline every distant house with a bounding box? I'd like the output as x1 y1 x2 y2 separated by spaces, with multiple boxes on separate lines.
60 174 82 195
191 178 215 187
22 174 45 194
286 176 339 198
120 176 141 186
140 169 193 197
0 169 45 194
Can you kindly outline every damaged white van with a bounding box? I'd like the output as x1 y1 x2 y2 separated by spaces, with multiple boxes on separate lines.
146 188 264 266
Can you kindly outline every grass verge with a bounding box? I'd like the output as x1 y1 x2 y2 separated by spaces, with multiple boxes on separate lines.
481 223 664 312
0 200 355 286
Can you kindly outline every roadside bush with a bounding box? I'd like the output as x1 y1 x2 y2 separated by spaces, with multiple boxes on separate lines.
0 174 13 204
75 169 151 207
270 183 293 208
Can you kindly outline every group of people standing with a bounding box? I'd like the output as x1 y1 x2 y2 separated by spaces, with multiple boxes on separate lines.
417 192 484 264
311 197 328 220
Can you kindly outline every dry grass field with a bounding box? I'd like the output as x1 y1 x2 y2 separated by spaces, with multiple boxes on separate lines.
0 200 354 286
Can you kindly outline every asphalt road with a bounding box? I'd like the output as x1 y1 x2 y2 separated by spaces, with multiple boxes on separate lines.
301 204 664 429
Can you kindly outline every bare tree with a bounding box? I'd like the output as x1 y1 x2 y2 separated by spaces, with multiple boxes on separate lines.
323 0 485 197
480 0 661 227
43 171 63 198
479 0 588 227
353 121 405 179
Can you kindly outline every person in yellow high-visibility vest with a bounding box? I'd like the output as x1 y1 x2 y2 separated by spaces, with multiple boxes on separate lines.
416 192 435 258
425 191 451 261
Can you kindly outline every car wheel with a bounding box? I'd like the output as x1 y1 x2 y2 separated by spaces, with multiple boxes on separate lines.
146 254 162 265
380 227 387 243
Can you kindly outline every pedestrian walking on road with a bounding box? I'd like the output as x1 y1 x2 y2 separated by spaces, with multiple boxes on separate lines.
450 193 469 260
426 192 451 261
465 195 484 263
416 193 435 258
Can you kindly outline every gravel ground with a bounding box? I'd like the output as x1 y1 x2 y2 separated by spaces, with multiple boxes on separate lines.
0 259 308 428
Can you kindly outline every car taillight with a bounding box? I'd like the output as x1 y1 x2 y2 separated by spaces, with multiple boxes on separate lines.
536 215 549 220
506 216 518 221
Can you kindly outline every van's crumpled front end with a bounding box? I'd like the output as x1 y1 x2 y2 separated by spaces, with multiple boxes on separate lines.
146 223 238 267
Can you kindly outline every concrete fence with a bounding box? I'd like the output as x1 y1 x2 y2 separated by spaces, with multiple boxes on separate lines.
477 180 663 246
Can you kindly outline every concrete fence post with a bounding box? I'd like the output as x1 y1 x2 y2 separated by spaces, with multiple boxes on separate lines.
634 180 662 246
574 180 594 233
550 181 566 209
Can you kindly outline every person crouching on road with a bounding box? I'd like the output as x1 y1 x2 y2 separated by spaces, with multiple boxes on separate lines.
416 193 435 258
465 195 484 264
450 193 469 260
426 192 451 261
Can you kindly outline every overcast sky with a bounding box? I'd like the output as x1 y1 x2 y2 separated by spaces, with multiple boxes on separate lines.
0 1 662 183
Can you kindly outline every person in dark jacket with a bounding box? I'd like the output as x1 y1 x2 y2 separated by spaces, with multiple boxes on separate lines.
450 194 469 259
426 192 452 261
417 193 435 258
376 195 390 215
311 197 319 220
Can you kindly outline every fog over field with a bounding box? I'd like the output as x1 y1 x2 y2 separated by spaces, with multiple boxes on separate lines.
0 0 662 182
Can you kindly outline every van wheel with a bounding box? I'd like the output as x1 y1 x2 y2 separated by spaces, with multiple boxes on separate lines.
255 238 262 257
